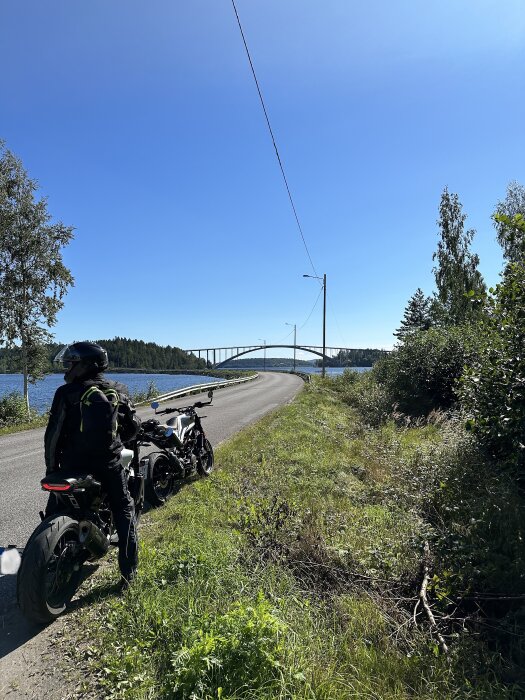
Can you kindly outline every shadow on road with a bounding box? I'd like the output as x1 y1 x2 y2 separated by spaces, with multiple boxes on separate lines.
0 574 41 660
0 563 108 661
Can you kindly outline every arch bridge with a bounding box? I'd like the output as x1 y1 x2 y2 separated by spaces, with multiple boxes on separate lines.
184 344 370 369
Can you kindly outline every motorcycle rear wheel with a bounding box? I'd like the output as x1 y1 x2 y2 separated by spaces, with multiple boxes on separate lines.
17 515 84 624
145 452 174 507
196 438 214 477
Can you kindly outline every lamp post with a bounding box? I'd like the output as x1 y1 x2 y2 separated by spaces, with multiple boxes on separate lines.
285 322 297 372
303 273 326 378
258 338 266 371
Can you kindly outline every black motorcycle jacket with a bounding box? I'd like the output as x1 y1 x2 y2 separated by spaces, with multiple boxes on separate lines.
44 375 130 473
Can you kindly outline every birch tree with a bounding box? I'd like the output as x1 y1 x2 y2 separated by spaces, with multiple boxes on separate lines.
432 188 485 325
493 181 525 263
0 142 74 416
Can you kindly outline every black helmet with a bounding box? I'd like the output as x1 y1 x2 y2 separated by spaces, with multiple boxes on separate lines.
54 342 109 383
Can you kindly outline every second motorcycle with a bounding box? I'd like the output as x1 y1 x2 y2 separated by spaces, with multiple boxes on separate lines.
141 390 215 507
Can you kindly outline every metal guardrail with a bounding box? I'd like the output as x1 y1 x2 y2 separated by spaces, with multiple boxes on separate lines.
290 370 311 383
136 373 259 406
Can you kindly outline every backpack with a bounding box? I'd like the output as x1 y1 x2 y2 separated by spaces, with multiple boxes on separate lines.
80 382 141 445
116 391 141 444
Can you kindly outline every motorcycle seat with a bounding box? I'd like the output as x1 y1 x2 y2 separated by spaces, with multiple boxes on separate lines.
44 469 89 480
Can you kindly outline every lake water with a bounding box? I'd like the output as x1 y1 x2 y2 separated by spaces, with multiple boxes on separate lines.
0 373 222 413
0 367 370 414
228 366 370 376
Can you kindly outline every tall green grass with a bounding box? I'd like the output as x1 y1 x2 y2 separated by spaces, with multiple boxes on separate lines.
74 377 524 699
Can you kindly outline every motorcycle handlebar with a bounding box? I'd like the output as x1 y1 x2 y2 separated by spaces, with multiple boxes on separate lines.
151 390 213 416
152 399 212 415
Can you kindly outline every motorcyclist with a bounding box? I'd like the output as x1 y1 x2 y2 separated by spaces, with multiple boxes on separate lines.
44 341 138 586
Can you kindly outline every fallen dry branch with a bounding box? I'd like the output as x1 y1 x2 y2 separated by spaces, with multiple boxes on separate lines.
415 541 449 655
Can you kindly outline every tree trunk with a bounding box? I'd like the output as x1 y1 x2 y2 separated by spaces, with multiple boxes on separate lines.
21 336 30 419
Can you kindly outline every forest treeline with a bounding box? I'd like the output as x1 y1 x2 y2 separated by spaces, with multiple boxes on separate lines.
224 348 387 368
323 348 388 366
0 337 205 373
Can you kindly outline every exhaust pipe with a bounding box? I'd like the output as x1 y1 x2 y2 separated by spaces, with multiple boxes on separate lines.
168 452 184 476
78 520 110 559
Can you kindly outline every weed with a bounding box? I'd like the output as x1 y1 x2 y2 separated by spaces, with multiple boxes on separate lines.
167 597 291 699
131 380 159 404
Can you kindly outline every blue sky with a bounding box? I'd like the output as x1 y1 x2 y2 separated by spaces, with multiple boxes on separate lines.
1 1 524 356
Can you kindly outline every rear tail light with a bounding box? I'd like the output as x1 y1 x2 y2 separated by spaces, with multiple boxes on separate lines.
42 481 72 492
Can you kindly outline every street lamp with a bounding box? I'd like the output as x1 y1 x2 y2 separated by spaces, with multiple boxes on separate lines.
285 322 297 372
257 338 266 372
303 273 326 378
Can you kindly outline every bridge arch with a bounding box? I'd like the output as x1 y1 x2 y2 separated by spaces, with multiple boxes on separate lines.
215 344 330 368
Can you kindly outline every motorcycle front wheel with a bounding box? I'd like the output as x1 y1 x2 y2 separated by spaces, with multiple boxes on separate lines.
196 438 214 477
17 515 85 624
145 452 174 507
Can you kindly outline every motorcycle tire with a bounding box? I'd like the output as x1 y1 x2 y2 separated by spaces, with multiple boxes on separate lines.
196 438 214 477
17 515 84 624
145 452 174 507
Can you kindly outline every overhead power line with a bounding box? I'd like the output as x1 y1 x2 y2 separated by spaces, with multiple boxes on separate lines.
299 285 323 331
231 0 320 282
277 286 323 342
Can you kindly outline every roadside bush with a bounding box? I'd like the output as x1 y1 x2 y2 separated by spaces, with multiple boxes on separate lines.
131 380 159 404
381 415 525 597
0 391 31 426
460 262 525 477
374 325 480 417
331 369 391 426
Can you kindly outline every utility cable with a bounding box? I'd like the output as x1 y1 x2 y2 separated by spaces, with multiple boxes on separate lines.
277 326 295 343
298 285 323 331
331 307 348 347
231 0 320 283
276 286 323 343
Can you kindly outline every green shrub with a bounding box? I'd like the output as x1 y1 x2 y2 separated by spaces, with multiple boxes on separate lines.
168 597 288 699
331 369 391 426
460 262 525 476
374 326 480 417
379 415 525 597
131 380 159 404
0 391 31 426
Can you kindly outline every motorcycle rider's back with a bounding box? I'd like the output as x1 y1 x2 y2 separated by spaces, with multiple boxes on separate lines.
45 378 123 473
44 342 138 583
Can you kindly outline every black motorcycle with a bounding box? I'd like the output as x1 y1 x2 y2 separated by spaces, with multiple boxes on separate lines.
17 442 146 624
143 390 214 507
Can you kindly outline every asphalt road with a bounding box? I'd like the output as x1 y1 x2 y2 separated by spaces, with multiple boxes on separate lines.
0 370 303 551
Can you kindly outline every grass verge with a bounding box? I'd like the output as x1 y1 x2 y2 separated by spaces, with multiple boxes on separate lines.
71 377 524 699
0 414 48 436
